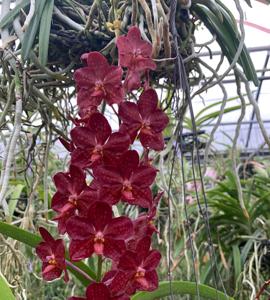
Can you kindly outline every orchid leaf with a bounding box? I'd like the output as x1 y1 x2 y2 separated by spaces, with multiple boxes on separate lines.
0 0 30 29
21 0 47 61
192 1 259 86
38 0 54 65
8 184 25 219
132 281 234 300
0 272 15 300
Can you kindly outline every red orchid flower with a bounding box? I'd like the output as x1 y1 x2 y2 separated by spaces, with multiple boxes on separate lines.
119 89 169 151
36 227 68 282
69 281 130 300
68 283 110 300
127 192 163 251
70 112 130 169
117 236 161 293
93 150 157 208
116 27 156 91
74 52 124 109
51 165 96 234
66 201 133 261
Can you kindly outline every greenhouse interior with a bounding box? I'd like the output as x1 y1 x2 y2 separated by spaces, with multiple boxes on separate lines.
1 0 270 299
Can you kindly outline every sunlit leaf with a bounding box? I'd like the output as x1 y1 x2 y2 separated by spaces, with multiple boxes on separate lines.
132 281 234 300
0 272 15 300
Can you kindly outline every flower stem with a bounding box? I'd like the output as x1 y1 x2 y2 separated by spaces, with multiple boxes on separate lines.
66 260 94 282
97 256 103 282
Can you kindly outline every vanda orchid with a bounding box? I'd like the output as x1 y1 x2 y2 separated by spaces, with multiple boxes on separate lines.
36 26 167 300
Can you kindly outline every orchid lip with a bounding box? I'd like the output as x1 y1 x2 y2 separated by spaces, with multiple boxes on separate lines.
46 254 57 265
94 232 105 255
94 231 105 242
94 81 106 95
122 180 134 200
68 195 78 206
122 179 132 190
135 266 146 278
90 145 103 162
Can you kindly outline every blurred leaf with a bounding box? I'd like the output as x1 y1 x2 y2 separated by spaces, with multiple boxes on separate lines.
0 272 15 300
241 231 260 264
0 0 30 29
232 245 241 283
196 104 249 127
215 0 259 85
195 95 242 120
192 2 259 86
132 281 234 300
21 0 47 61
38 0 54 65
8 184 25 218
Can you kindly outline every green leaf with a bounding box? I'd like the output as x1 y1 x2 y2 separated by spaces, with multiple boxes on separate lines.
232 245 241 283
0 221 96 286
0 221 41 246
38 0 54 65
196 104 249 127
215 0 259 86
195 0 223 22
132 281 234 300
0 272 15 300
192 2 259 86
0 0 30 29
8 184 25 218
195 95 242 120
21 0 47 61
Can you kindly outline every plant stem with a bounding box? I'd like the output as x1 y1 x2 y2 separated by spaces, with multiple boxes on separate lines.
66 260 94 282
97 255 103 282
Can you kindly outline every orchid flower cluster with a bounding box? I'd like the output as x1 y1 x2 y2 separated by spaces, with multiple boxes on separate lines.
36 26 169 300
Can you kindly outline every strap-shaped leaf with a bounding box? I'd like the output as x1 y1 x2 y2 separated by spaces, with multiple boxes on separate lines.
38 0 54 65
0 221 96 285
215 0 259 86
196 104 249 127
0 0 30 29
21 0 47 61
132 281 234 300
8 184 25 219
0 272 15 300
232 245 241 284
192 2 259 86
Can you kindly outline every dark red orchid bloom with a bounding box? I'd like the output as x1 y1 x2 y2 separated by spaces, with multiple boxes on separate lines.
66 201 133 261
51 165 96 234
119 89 169 151
93 150 157 208
70 112 130 169
116 27 156 91
68 283 110 300
127 192 163 251
69 281 130 300
74 52 124 109
59 137 75 152
36 227 68 282
117 236 161 293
